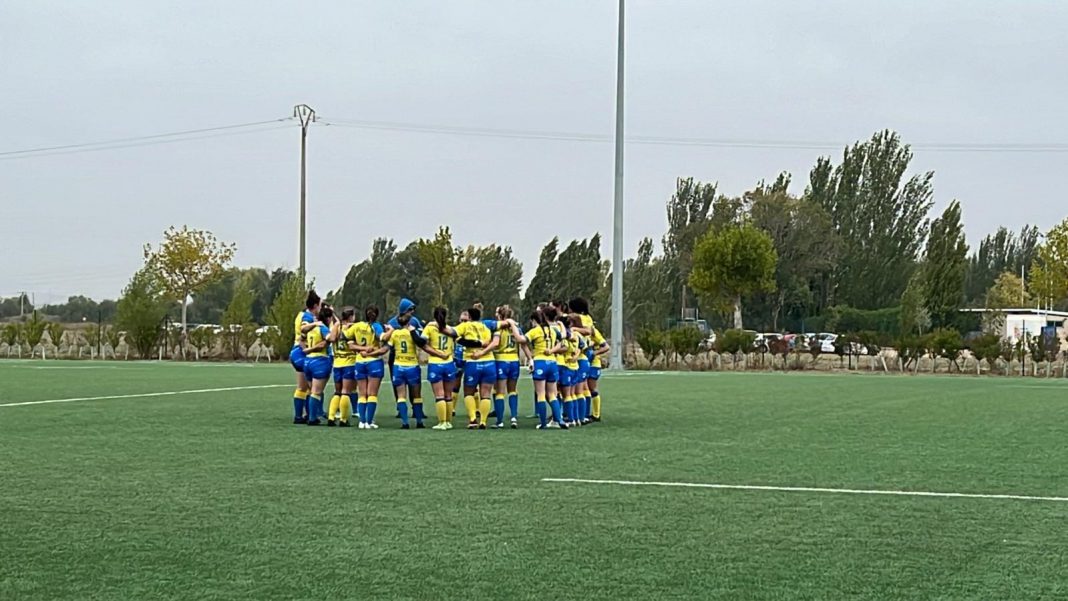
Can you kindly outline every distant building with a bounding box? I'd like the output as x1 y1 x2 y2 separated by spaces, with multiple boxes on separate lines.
960 308 1068 344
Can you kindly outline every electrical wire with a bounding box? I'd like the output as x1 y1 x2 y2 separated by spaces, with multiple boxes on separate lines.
0 117 292 157
318 117 1068 153
0 124 294 161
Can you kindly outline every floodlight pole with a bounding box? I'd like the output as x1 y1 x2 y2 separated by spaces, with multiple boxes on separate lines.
609 0 625 369
294 104 316 283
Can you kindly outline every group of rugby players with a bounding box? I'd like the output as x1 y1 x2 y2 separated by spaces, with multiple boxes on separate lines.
287 292 608 431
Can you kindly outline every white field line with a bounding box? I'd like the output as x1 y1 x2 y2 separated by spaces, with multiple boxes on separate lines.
0 384 291 408
542 477 1068 503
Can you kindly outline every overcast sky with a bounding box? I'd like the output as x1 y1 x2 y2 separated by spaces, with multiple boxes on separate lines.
2 0 1066 304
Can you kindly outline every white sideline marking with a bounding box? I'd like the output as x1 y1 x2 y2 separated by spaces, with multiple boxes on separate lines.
542 478 1068 503
0 384 291 408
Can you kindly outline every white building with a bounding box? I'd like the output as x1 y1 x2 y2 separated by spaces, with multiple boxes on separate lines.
961 308 1068 344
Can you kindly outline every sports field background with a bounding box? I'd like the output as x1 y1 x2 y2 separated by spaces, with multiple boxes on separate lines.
2 362 1067 600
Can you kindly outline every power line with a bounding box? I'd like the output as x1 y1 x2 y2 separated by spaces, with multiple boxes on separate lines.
1 118 291 156
318 117 1068 153
0 118 294 160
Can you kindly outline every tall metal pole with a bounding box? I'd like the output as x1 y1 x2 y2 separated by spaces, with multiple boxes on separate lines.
294 104 316 282
609 0 625 369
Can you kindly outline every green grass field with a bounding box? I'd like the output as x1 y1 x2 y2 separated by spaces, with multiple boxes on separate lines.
2 362 1068 600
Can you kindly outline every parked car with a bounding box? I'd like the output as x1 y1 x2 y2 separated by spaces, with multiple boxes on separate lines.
820 333 868 355
255 325 280 337
753 332 784 353
784 333 805 350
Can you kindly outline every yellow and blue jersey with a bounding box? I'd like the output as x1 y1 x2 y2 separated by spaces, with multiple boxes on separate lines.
388 328 419 367
422 322 454 365
334 323 358 367
565 333 582 370
525 325 557 360
590 326 607 368
293 309 315 345
575 333 590 364
455 320 494 363
305 324 332 358
494 322 520 362
552 324 570 366
353 321 384 363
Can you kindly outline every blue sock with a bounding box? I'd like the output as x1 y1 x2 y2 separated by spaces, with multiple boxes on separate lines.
508 393 519 419
301 396 310 419
536 400 548 427
293 396 304 419
494 397 505 425
398 402 409 426
366 401 378 424
309 395 322 421
551 399 563 424
566 400 576 422
412 402 425 421
578 396 586 421
583 396 591 419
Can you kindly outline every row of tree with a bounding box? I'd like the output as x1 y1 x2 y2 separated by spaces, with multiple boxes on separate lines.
5 129 1067 363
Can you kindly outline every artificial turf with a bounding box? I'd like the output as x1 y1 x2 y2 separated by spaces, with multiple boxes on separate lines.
1 361 1067 600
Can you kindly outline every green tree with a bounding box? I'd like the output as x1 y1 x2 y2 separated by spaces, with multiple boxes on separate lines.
186 267 270 325
668 326 703 360
662 178 723 318
2 323 22 357
747 185 838 329
40 295 117 323
449 244 523 312
221 278 255 360
333 238 403 313
716 329 757 356
264 272 307 361
636 329 668 363
104 326 123 358
266 268 297 311
899 271 931 335
969 333 1002 375
143 225 236 333
24 312 46 357
416 226 457 306
393 241 435 311
922 201 969 327
622 238 672 335
928 328 964 372
689 224 778 329
523 237 559 314
1029 217 1068 308
0 294 33 319
554 235 604 304
964 225 1040 303
46 322 65 356
805 130 934 310
983 271 1032 333
115 268 168 359
83 324 102 358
